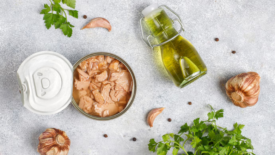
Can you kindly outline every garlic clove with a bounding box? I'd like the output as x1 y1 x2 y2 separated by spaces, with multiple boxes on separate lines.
38 128 70 155
225 72 260 108
38 138 54 146
147 107 165 127
81 17 112 32
47 147 58 155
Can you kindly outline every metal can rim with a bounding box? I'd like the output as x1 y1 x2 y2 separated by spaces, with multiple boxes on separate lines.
72 52 137 121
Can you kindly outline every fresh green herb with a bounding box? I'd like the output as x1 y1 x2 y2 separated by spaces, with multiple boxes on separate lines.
40 0 78 37
148 105 255 155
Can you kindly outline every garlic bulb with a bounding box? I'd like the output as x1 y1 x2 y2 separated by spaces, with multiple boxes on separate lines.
37 128 70 155
147 107 165 127
225 72 260 108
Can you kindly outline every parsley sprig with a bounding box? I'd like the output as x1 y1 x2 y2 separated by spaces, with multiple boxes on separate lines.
148 105 254 155
40 0 78 37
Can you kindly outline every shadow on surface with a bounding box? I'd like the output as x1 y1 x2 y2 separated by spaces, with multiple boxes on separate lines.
30 127 48 152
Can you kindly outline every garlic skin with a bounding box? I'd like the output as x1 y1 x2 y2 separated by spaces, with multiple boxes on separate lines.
38 128 70 155
147 108 165 127
81 17 112 31
225 72 260 108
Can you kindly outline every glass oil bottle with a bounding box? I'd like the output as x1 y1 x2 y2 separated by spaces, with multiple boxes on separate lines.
140 4 207 88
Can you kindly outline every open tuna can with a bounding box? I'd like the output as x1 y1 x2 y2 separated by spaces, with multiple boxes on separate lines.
17 51 136 120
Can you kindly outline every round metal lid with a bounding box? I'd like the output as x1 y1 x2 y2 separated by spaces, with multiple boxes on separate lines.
17 51 73 115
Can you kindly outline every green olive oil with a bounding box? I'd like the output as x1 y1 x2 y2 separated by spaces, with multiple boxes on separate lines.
144 9 207 87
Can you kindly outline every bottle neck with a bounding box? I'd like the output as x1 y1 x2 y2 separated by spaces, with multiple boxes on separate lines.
153 28 178 44
144 9 178 44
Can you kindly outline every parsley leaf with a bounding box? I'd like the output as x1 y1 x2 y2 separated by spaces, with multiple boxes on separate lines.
54 16 66 29
178 123 189 134
43 13 54 29
62 0 76 9
162 134 171 142
40 4 51 14
215 109 224 120
174 134 184 143
60 23 73 37
172 148 178 155
148 139 158 152
208 130 215 140
208 111 215 120
148 105 255 155
54 0 61 3
41 0 78 37
52 3 61 14
193 118 200 125
190 136 201 148
187 151 194 155
68 10 78 18
157 142 169 155
219 147 227 155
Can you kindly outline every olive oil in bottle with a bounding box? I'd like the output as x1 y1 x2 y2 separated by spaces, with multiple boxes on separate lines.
141 5 207 88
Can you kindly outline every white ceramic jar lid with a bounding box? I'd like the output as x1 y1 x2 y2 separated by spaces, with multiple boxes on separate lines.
17 51 73 115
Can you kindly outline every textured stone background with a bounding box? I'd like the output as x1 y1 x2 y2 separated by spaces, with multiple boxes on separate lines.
0 0 275 154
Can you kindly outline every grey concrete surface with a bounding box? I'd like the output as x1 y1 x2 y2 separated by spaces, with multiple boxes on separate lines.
0 0 275 154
